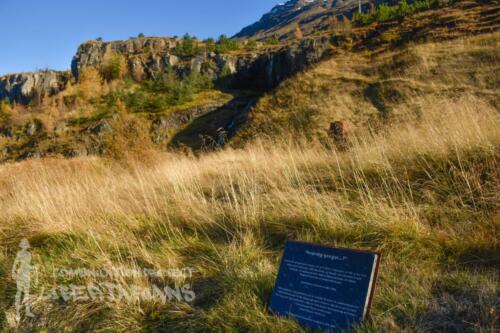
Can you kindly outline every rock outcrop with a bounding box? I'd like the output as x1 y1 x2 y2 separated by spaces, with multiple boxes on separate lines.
1 32 335 106
71 37 179 80
233 36 333 90
0 71 70 104
71 36 333 91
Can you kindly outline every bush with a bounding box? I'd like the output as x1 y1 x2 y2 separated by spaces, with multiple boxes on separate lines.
205 38 216 53
265 36 280 46
219 64 233 79
102 51 128 81
0 101 11 123
77 68 103 99
397 0 416 17
215 35 240 53
376 4 399 22
175 33 200 58
354 0 447 26
122 69 213 113
245 40 258 50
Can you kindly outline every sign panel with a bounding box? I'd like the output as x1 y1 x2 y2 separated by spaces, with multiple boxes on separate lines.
269 241 380 332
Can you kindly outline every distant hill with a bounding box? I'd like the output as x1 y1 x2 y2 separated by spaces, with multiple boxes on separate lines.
234 0 398 41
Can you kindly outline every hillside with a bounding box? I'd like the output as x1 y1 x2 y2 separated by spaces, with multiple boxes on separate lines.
0 0 499 332
234 0 399 41
235 26 500 144
0 0 498 162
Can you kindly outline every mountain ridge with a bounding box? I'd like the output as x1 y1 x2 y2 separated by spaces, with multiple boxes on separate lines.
234 0 382 41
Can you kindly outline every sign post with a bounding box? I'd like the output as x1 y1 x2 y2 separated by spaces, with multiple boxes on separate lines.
269 241 380 332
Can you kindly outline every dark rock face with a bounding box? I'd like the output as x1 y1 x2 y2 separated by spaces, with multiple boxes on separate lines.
233 37 333 90
0 71 70 105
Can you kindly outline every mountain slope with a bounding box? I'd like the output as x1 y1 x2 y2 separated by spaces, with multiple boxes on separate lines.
234 0 391 41
233 0 500 144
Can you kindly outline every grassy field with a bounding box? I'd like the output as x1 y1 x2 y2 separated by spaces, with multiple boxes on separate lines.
0 91 498 331
0 3 499 331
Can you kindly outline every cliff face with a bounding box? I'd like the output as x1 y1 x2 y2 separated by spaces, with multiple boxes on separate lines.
232 36 333 90
71 37 179 79
1 33 334 106
0 71 70 105
71 36 333 91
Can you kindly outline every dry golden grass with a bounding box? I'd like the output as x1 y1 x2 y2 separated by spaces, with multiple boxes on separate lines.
0 94 498 332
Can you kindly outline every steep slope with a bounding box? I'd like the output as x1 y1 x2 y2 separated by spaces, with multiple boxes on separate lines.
234 0 396 41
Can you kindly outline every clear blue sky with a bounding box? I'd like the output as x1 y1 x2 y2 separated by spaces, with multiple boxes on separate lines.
0 0 278 75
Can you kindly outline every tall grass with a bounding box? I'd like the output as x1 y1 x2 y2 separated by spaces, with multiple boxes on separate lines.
0 96 498 332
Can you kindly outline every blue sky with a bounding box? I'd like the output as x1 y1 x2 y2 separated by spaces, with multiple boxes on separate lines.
0 0 279 75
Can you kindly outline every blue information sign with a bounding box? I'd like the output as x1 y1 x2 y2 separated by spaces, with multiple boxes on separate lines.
269 241 380 332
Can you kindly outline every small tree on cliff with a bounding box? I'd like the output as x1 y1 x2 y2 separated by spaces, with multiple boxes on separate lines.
77 68 102 100
0 100 11 122
215 35 240 53
265 35 280 46
175 33 199 57
102 50 128 81
205 38 216 53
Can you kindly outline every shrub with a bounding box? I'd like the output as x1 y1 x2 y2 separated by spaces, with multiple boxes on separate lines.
102 50 128 81
397 0 416 17
205 38 216 53
215 35 240 53
122 69 213 113
77 68 103 99
187 71 214 91
218 64 233 79
175 33 200 58
354 0 449 26
245 40 258 50
265 36 280 46
376 4 399 22
0 101 11 123
354 11 374 25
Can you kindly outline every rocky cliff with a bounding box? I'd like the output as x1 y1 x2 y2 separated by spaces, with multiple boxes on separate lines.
71 36 333 91
71 37 179 80
0 70 70 105
1 31 335 106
